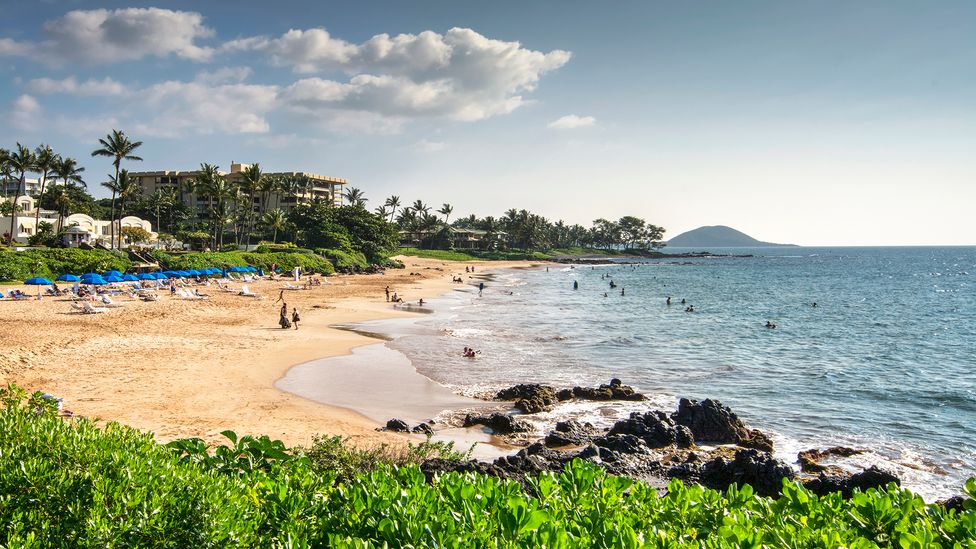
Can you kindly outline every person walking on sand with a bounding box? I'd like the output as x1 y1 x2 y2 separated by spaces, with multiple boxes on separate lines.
385 286 390 302
275 289 284 303
478 281 484 296
292 308 301 330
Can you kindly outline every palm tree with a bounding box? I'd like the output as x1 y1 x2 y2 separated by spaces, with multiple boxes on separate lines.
259 173 279 213
50 156 86 233
91 130 142 249
190 163 228 248
32 145 58 231
437 203 453 224
345 186 366 206
374 205 390 219
411 199 430 216
6 144 36 244
384 195 401 223
239 164 263 247
100 173 121 248
261 208 287 243
147 188 175 234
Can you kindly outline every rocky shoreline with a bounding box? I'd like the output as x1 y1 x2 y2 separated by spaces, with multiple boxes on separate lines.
383 379 966 506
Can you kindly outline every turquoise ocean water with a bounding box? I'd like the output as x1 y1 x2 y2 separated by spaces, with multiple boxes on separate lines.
387 247 975 500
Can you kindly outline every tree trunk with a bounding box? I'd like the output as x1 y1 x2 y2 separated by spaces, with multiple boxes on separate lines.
33 170 48 234
109 191 117 249
7 173 24 244
273 228 278 244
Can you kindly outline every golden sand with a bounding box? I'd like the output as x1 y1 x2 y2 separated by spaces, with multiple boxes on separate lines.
0 256 535 448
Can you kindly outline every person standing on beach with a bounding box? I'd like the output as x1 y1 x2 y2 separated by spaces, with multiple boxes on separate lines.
292 308 300 330
478 281 484 296
385 286 390 302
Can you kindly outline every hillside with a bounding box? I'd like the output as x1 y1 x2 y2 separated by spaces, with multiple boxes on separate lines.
668 225 795 247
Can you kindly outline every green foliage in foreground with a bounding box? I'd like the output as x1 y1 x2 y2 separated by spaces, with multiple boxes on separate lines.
0 248 132 281
1 390 974 548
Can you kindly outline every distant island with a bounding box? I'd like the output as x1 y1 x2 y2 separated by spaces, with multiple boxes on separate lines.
667 225 796 247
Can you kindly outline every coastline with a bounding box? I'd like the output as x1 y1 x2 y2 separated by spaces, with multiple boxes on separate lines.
0 256 538 449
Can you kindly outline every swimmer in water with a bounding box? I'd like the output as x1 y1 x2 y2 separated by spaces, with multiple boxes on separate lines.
573 280 579 290
765 320 776 329
666 296 672 305
620 287 625 296
685 305 695 312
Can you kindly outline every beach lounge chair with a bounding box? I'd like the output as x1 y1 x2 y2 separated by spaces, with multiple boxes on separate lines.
71 302 106 314
282 283 305 290
237 285 262 298
100 295 126 307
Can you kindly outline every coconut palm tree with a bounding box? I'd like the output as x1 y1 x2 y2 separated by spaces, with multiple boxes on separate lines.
50 156 86 233
345 186 366 206
374 205 390 219
6 144 36 244
411 199 430 216
238 163 263 247
190 163 229 248
384 195 401 223
261 208 287 243
32 145 58 231
437 203 453 224
101 170 138 248
91 130 142 249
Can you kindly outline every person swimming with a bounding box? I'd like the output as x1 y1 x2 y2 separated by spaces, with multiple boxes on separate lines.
666 296 672 305
620 287 625 296
765 320 777 329
685 305 695 312
573 280 578 290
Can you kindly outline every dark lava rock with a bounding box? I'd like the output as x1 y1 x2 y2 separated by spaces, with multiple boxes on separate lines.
608 410 694 448
555 388 574 401
740 429 775 452
673 398 751 445
411 423 435 436
384 418 410 432
494 443 570 476
572 386 614 400
700 449 795 497
544 420 594 447
937 496 969 513
594 433 650 455
463 412 531 435
804 465 900 498
496 384 558 413
421 458 509 482
798 446 864 473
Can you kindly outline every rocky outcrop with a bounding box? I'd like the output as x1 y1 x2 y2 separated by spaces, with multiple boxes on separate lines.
411 422 435 436
803 466 900 498
672 398 771 450
496 380 646 413
420 458 510 482
544 420 595 447
384 418 410 432
608 410 695 448
496 384 558 414
699 449 795 497
797 446 863 473
463 412 532 435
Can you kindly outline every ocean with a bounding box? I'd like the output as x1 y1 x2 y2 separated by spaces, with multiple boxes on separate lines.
380 246 975 500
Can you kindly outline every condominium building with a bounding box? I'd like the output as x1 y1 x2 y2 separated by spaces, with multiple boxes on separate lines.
1 177 44 196
128 162 348 217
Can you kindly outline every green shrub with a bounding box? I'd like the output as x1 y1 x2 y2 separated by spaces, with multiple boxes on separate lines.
1 386 973 547
315 248 368 271
147 250 336 275
0 249 132 281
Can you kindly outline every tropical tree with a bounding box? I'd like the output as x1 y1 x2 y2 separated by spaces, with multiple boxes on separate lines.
50 156 86 233
374 205 390 219
384 195 401 222
0 148 11 198
146 188 175 235
100 170 138 248
32 145 58 231
437 203 453 224
190 163 231 248
90 130 143 249
345 186 366 206
6 144 36 244
238 163 263 247
261 208 288 243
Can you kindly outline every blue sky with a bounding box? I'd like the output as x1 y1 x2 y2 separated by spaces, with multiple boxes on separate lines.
2 1 974 245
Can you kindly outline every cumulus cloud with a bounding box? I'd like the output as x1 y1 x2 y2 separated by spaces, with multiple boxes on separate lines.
0 7 214 65
6 94 118 138
133 80 279 137
194 66 253 85
239 27 571 124
27 76 127 96
548 114 596 129
7 94 42 130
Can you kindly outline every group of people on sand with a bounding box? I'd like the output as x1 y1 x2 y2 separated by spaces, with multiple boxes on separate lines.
277 300 300 330
385 286 406 303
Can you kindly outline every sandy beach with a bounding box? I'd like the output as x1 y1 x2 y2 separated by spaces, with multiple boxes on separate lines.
0 256 536 448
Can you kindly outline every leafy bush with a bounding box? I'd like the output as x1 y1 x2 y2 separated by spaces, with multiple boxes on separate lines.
1 386 974 547
315 247 368 271
148 250 335 275
0 248 132 281
302 435 473 483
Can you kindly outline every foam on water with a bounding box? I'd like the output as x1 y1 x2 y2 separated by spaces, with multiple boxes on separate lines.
383 246 976 500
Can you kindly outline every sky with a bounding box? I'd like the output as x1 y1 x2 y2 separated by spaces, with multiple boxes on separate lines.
1 0 974 246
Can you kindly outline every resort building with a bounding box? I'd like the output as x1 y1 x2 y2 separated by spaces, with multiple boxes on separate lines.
128 162 348 218
0 196 155 247
1 177 44 196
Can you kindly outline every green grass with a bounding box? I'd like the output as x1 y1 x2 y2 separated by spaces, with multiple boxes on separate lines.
2 385 974 548
399 248 551 262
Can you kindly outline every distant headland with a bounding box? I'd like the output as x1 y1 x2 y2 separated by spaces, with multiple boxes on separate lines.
668 225 796 247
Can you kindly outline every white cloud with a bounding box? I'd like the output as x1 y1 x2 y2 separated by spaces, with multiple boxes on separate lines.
27 76 127 96
548 114 596 129
413 139 447 153
132 80 279 137
0 7 214 65
7 94 42 130
194 66 253 85
237 26 571 125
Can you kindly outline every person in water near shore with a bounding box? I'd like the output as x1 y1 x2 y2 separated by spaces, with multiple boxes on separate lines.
419 298 425 306
292 308 300 330
765 320 776 329
666 296 672 305
620 287 625 296
812 302 818 307
685 305 695 312
681 298 686 304
573 280 579 290
478 282 484 296
603 292 608 297
462 347 480 358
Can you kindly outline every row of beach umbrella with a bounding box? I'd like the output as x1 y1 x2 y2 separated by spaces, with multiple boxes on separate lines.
23 266 259 286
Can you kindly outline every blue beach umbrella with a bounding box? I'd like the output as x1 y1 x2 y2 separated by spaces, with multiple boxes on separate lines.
56 274 81 282
153 272 168 280
103 270 123 278
122 274 139 281
103 275 123 283
80 274 106 285
187 269 201 276
137 273 156 281
162 271 179 277
24 277 53 285
176 270 190 277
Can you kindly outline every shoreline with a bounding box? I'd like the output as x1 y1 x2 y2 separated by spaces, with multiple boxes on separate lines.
0 256 538 449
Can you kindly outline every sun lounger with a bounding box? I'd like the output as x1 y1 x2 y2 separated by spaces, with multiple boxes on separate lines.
71 302 107 314
237 285 262 298
282 283 306 290
99 296 126 307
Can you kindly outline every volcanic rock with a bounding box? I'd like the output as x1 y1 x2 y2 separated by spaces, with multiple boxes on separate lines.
797 446 864 473
544 420 594 447
384 418 410 432
496 384 558 413
803 465 900 498
673 398 750 445
411 423 435 436
608 410 695 448
699 449 795 497
463 412 531 435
